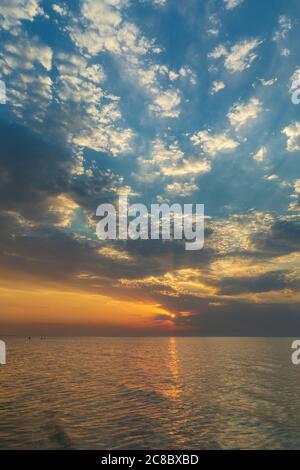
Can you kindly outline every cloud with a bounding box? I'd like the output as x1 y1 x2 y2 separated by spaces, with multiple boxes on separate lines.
0 117 124 233
294 180 300 193
54 52 134 155
150 89 181 118
288 180 300 212
0 0 43 30
178 67 197 85
0 119 73 224
254 218 300 256
207 14 221 37
282 122 300 152
290 68 300 91
260 78 277 86
120 268 217 299
137 139 211 183
164 160 211 177
207 28 219 37
0 31 53 124
264 174 279 182
149 139 183 165
48 194 79 228
52 4 68 16
118 213 300 310
99 246 135 262
227 97 262 131
139 64 197 116
210 81 225 95
72 116 134 156
224 0 244 10
165 181 198 196
2 36 52 71
253 146 267 162
67 0 186 120
207 212 274 254
142 0 167 6
209 44 227 60
210 39 262 73
68 0 154 57
130 63 194 118
191 130 240 156
273 15 293 41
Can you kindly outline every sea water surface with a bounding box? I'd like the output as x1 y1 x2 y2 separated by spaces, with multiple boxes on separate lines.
0 337 299 449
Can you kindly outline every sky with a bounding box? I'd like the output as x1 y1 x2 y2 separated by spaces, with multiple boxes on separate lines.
0 0 300 336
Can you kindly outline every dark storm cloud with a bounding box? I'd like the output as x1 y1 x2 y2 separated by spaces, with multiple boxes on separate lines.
155 296 300 336
0 118 121 222
252 219 300 256
70 168 121 214
0 119 72 220
218 271 294 295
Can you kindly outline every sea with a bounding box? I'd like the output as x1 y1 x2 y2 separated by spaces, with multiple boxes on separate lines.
0 337 299 450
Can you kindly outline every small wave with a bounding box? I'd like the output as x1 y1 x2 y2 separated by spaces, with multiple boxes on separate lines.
44 413 74 449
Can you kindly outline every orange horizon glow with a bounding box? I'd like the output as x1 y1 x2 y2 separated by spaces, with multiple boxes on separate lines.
0 280 177 334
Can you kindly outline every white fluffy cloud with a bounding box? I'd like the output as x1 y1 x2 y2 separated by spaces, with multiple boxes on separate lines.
52 4 68 16
264 174 279 182
0 33 53 122
150 89 181 118
227 97 262 131
0 0 43 30
163 159 211 177
1 36 52 72
165 181 198 197
282 122 300 152
54 52 134 156
253 147 267 162
224 0 244 10
137 139 211 184
208 212 274 254
273 15 293 41
260 78 277 87
288 180 300 212
290 68 300 95
209 39 262 73
68 0 153 57
144 0 167 5
207 14 220 37
294 180 300 193
129 62 196 118
68 0 186 120
209 44 227 60
191 130 240 156
210 81 225 95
